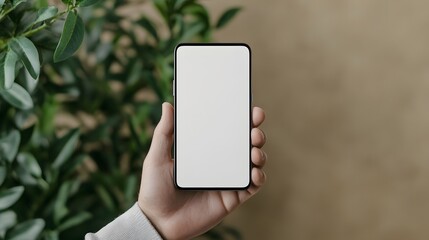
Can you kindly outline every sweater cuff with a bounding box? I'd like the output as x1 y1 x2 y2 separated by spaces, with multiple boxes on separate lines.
85 203 163 240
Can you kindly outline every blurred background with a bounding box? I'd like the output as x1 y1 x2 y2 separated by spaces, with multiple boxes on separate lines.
207 0 429 239
2 0 429 239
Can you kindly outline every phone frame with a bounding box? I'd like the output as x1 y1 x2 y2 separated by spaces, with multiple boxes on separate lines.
173 43 252 190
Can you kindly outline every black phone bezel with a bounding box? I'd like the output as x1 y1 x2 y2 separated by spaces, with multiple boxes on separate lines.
173 43 252 190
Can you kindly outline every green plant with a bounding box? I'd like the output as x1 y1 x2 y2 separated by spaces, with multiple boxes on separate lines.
0 0 242 239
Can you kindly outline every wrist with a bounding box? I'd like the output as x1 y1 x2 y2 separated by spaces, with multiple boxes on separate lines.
137 201 164 237
137 201 191 240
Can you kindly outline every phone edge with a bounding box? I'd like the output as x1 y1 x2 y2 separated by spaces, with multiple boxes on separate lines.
173 43 252 190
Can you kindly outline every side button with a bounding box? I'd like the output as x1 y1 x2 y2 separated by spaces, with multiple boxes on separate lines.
172 80 175 96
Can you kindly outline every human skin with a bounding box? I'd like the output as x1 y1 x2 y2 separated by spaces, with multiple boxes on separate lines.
138 102 267 240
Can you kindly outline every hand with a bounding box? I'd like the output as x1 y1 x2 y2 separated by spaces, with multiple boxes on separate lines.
138 102 267 240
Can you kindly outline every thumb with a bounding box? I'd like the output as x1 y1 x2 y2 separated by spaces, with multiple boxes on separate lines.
147 102 174 162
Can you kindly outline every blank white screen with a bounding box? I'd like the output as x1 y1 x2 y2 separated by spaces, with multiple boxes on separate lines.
175 45 250 188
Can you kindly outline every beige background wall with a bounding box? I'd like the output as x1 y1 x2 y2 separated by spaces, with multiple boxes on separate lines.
206 0 429 239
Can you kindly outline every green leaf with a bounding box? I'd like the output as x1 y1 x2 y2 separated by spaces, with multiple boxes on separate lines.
36 0 48 8
0 0 24 17
54 181 71 224
137 17 159 41
18 153 41 177
181 21 205 41
13 0 27 7
34 6 58 24
16 153 41 185
216 7 241 29
44 167 59 184
24 68 38 91
183 3 209 23
95 42 112 62
79 0 101 7
9 37 40 79
82 117 118 142
128 115 142 148
95 185 114 211
57 211 91 231
43 231 59 240
18 124 35 146
0 130 20 163
51 128 80 169
0 186 24 210
0 83 34 110
124 175 137 205
0 211 17 233
62 154 85 177
39 95 58 135
174 0 195 11
0 166 5 186
53 181 77 224
14 111 33 130
126 59 142 86
153 0 168 22
54 11 84 62
7 219 45 240
0 49 18 90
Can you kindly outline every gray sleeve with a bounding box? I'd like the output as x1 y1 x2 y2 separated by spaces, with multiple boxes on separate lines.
85 203 163 240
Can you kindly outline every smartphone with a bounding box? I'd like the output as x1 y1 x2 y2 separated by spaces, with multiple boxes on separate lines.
174 43 251 189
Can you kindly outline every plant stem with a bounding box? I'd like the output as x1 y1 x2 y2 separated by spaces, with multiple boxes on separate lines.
0 40 7 50
22 23 48 37
23 11 68 38
0 4 19 22
0 11 65 48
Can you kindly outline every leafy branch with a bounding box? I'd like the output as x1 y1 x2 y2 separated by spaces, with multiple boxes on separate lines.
0 0 243 239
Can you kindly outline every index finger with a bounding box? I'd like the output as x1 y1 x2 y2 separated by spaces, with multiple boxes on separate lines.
252 106 265 127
